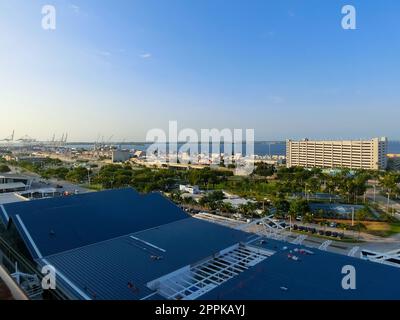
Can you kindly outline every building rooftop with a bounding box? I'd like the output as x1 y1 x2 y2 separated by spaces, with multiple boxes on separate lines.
37 229 400 300
286 137 388 142
0 182 26 191
39 218 250 300
1 188 189 258
201 238 400 300
0 193 27 205
2 188 399 300
0 173 33 180
18 187 58 195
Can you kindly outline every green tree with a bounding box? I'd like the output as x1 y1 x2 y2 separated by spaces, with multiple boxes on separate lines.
355 207 368 223
379 172 400 196
355 208 368 239
66 167 89 184
289 199 309 216
253 163 275 177
274 198 290 215
205 190 225 202
303 212 314 224
0 164 11 173
219 202 234 213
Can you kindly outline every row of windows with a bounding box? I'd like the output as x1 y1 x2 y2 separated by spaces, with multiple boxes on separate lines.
289 154 374 159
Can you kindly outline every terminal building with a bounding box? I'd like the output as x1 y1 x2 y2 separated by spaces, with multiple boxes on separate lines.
0 174 33 194
387 154 400 171
111 150 131 163
286 137 388 170
0 174 33 187
0 188 399 300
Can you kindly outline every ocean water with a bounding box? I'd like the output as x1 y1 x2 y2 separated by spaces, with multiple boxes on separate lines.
388 141 400 154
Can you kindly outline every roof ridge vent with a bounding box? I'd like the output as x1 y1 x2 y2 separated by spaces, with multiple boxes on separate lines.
146 243 274 300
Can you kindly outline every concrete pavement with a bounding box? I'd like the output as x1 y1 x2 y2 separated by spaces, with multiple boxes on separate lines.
10 165 92 195
366 187 400 220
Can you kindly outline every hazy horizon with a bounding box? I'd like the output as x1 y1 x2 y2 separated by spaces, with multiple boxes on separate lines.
2 138 400 144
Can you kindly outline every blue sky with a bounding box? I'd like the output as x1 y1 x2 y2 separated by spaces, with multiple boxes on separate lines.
0 0 399 141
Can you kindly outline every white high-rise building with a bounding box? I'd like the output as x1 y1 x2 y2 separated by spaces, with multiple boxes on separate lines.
286 137 388 170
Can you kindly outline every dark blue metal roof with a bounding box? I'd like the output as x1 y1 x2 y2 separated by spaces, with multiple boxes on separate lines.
201 239 400 300
40 218 252 300
40 225 400 300
3 188 189 259
1 188 143 225
4 188 399 300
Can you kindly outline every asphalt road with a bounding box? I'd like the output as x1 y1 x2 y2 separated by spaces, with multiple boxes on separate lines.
365 187 400 220
10 166 92 195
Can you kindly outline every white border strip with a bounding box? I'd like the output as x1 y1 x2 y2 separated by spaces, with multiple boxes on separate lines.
130 236 166 253
0 204 9 222
41 259 92 300
15 214 43 259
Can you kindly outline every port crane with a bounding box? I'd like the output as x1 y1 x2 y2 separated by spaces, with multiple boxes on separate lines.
1 130 15 142
17 134 36 143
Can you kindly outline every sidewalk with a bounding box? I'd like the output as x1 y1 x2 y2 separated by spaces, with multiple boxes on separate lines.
365 187 400 220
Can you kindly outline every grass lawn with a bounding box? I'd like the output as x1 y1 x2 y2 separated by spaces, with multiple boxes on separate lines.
290 229 363 243
315 218 400 238
362 221 400 237
81 184 104 191
388 222 400 235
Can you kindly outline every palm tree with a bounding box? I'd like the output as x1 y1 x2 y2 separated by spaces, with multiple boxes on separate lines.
219 202 234 214
303 212 314 225
274 198 290 216
288 202 299 230
379 172 400 196
355 209 367 239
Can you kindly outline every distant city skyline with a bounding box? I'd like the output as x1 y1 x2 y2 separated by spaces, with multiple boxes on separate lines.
0 130 399 143
1 0 400 141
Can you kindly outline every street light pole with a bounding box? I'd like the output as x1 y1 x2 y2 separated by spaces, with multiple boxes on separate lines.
87 167 91 185
373 185 376 202
304 183 307 200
